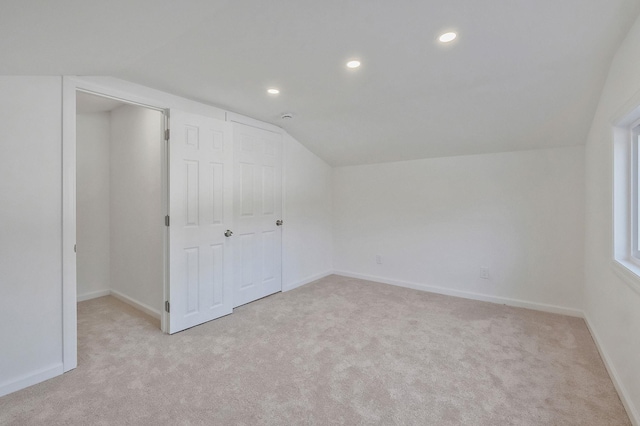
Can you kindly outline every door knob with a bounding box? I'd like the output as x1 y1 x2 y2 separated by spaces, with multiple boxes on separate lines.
224 230 233 237
276 220 283 226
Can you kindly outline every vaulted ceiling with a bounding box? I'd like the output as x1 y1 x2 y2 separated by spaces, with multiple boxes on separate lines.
2 1 639 165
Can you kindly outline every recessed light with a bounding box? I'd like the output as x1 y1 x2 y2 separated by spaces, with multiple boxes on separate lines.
438 32 457 43
346 60 361 69
267 88 280 95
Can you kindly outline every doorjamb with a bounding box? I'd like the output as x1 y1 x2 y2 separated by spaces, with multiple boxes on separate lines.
61 77 171 372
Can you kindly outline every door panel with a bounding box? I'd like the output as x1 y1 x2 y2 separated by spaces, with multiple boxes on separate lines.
168 110 233 333
233 123 282 307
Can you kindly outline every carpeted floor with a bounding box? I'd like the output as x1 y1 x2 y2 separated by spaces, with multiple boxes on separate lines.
0 275 630 425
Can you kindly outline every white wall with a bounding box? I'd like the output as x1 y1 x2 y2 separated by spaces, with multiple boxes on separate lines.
282 133 333 290
109 105 164 314
76 112 111 300
333 146 585 315
0 76 335 396
0 77 64 396
584 14 640 423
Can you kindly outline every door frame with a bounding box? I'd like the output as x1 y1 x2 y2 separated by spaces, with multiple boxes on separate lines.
62 77 172 372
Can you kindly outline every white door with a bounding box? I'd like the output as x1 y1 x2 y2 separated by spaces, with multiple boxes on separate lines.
232 123 283 307
168 110 233 333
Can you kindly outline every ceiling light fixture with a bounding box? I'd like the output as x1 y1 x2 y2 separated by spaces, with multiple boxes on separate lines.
267 88 280 95
438 32 457 43
346 60 361 69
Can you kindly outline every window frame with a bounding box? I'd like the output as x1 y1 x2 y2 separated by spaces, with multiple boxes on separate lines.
611 100 640 296
631 120 640 263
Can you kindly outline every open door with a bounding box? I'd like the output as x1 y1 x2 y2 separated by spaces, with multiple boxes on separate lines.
167 110 233 333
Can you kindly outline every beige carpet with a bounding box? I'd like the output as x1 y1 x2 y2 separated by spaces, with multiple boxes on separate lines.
0 275 630 425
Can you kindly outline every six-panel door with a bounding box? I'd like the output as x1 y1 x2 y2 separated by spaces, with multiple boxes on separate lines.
168 110 234 333
232 123 283 307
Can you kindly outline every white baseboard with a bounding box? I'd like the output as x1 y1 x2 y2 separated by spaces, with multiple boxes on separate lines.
110 290 161 320
334 271 584 318
583 315 639 426
0 363 63 398
282 271 333 292
77 289 111 302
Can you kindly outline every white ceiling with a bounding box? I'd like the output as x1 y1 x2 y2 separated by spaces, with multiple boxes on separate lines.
76 92 126 113
2 1 640 166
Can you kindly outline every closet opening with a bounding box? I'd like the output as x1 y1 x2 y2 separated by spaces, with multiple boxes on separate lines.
75 91 167 340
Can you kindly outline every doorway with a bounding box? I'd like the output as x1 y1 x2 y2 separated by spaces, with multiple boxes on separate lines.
75 91 165 328
62 78 285 371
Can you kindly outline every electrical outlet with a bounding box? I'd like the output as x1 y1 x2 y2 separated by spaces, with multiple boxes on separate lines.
375 254 382 264
480 267 490 279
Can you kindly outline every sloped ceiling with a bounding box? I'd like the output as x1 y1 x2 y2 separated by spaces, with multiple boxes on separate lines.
2 1 640 165
76 92 126 113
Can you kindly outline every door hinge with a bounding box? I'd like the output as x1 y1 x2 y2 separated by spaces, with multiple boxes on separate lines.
165 301 170 313
165 215 170 226
164 129 170 140
74 244 77 253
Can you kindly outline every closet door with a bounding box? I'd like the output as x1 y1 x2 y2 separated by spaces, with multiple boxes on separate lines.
232 123 283 307
167 110 233 333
